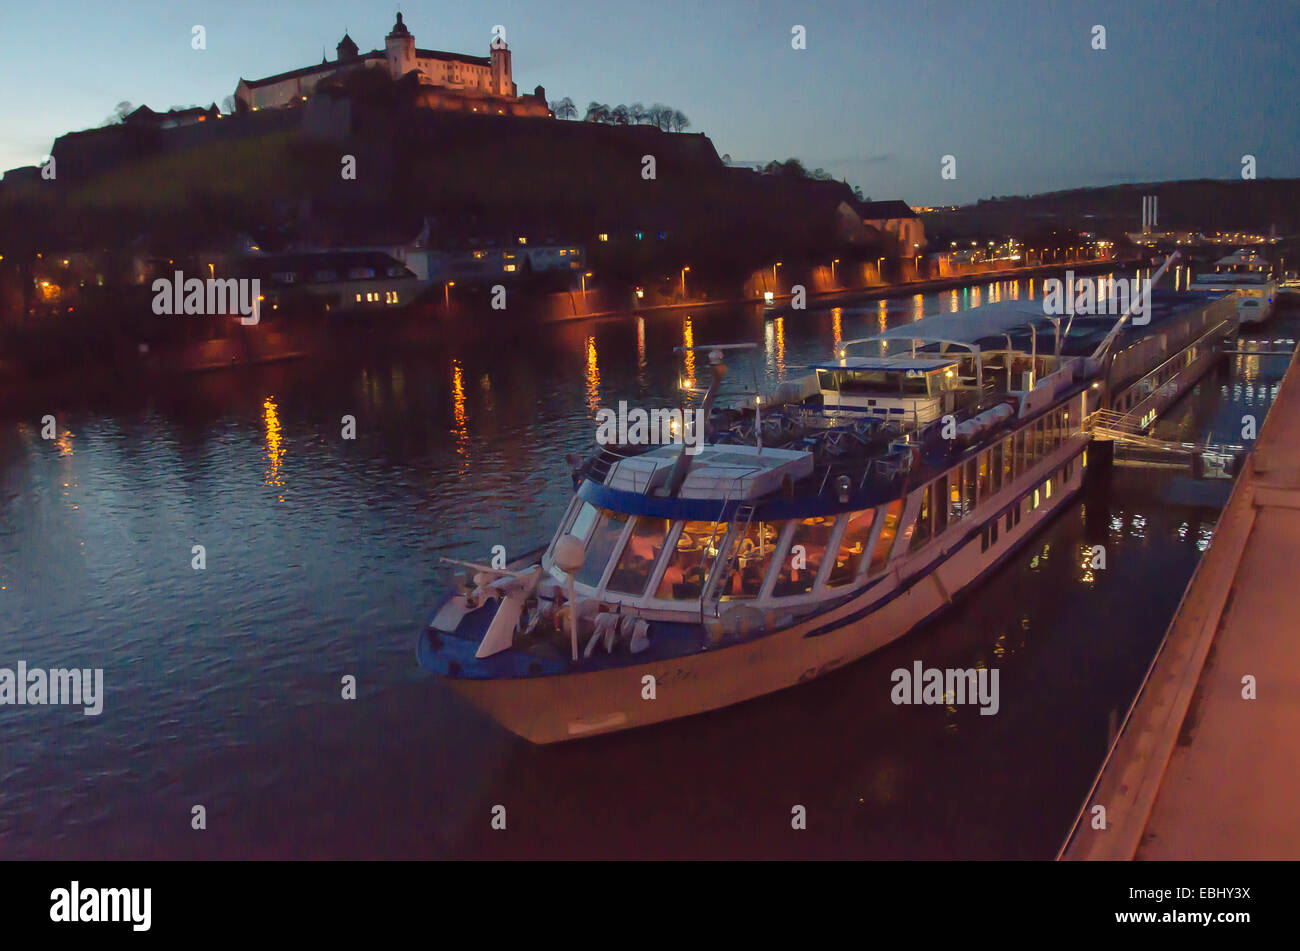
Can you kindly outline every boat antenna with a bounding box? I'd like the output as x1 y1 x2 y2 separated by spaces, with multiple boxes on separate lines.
663 343 756 496
1089 251 1180 361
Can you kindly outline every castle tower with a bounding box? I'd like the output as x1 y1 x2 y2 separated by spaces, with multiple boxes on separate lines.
337 33 359 61
385 12 415 79
490 41 513 97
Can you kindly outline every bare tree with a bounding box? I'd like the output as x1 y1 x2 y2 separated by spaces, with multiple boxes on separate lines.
611 104 630 125
102 101 133 125
672 110 689 132
221 95 237 115
630 102 647 124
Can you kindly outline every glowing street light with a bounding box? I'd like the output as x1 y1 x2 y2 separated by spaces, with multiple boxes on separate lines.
445 280 455 306
681 265 690 298
582 271 593 296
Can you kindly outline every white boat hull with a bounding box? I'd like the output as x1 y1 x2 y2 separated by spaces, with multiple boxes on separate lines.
448 442 1088 743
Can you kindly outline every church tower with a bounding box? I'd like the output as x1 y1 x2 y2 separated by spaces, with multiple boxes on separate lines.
385 12 415 79
490 41 513 97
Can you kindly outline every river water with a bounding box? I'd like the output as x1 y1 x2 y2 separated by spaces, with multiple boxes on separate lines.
2 270 1294 858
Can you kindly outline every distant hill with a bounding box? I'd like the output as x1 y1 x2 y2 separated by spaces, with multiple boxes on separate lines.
2 100 869 279
923 179 1300 240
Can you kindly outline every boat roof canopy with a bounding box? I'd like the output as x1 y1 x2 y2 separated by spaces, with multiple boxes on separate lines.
811 355 958 373
847 302 1062 354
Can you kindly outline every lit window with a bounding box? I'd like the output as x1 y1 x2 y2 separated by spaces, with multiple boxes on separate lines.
598 234 609 242
518 237 527 245
504 264 517 272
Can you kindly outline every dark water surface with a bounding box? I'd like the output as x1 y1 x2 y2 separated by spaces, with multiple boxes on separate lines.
2 272 1295 859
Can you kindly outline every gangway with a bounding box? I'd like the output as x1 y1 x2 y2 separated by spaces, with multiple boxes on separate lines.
1086 409 1244 479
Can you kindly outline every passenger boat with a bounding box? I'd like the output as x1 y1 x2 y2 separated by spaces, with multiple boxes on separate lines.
418 278 1238 743
1189 249 1278 325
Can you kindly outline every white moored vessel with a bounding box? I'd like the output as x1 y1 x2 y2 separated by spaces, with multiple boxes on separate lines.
1189 249 1278 325
418 279 1238 743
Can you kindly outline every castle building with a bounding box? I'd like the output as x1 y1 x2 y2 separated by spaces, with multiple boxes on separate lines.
234 12 547 116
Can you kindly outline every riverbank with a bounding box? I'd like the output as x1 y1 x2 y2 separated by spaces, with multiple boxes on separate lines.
0 257 1144 403
543 256 1144 323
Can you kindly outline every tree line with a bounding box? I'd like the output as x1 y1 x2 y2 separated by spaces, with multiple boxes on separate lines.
547 97 691 132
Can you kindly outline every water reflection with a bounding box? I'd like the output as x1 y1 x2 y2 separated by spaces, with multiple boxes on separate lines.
682 317 696 387
584 336 601 412
263 396 284 489
451 359 469 465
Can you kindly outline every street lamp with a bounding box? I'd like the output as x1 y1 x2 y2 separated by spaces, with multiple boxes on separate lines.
445 280 455 306
581 271 593 296
681 265 690 298
831 258 839 283
876 257 885 283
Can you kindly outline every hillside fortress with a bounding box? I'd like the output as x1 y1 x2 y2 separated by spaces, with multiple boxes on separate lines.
234 12 548 117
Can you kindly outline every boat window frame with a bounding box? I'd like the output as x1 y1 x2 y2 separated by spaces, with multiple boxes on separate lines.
757 520 800 600
577 507 637 592
909 481 934 552
867 498 906 576
768 515 843 600
825 506 884 589
890 485 925 567
603 514 675 598
715 516 790 603
543 496 584 575
640 520 687 602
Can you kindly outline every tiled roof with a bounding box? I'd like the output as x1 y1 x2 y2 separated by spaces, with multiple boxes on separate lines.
241 52 383 89
856 200 919 220
415 48 490 66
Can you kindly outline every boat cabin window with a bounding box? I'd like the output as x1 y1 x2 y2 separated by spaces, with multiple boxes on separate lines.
567 501 600 542
771 516 837 596
867 499 904 575
718 519 786 600
909 485 933 552
948 466 965 523
574 508 630 587
821 369 932 397
606 517 671 595
655 520 725 600
828 509 876 586
933 475 949 534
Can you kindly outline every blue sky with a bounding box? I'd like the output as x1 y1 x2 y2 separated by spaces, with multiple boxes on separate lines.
1 0 1296 203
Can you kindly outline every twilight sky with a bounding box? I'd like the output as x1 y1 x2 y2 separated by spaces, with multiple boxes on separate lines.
1 0 1296 204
